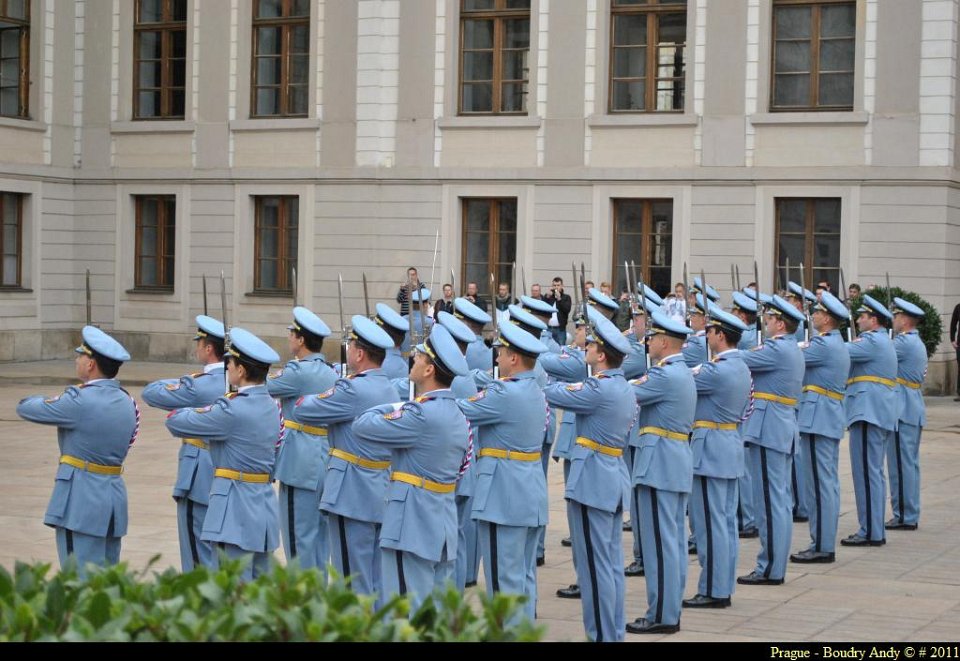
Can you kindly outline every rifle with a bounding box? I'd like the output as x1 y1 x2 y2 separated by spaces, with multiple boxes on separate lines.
450 268 457 298
580 262 592 378
839 266 854 341
337 273 348 378
634 260 650 369
682 262 690 327
520 265 527 299
202 274 208 316
429 228 440 301
511 261 518 307
700 268 712 361
489 271 499 380
407 277 416 400
754 260 764 346
885 272 894 338
85 269 92 326
730 264 736 299
735 264 741 291
220 270 230 393
799 262 813 342
362 272 371 318
291 267 297 307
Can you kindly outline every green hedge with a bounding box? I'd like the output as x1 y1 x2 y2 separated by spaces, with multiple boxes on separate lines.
0 558 544 642
849 287 942 358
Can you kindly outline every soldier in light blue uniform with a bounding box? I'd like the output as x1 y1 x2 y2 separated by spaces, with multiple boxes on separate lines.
682 294 710 368
520 295 562 354
352 326 472 611
544 314 634 642
842 295 898 547
683 309 752 610
626 312 696 635
400 288 435 354
789 291 850 564
293 316 398 597
736 295 805 586
731 291 760 539
453 297 494 373
268 307 339 571
588 287 620 322
541 312 590 599
886 298 928 531
690 276 720 304
165 328 282 580
732 291 759 351
141 315 225 571
458 320 549 621
17 326 138 576
374 303 410 380
785 282 818 523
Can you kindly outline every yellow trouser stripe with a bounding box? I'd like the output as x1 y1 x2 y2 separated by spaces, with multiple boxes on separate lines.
60 455 123 475
575 436 624 457
390 471 456 493
329 448 391 471
214 468 270 483
477 448 541 462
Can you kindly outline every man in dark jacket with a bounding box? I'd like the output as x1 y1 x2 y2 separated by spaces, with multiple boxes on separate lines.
545 277 573 346
951 302 960 401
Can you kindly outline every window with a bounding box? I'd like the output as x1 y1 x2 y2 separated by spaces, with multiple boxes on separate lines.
1 192 22 287
775 198 841 292
0 0 29 119
254 196 298 293
612 199 673 296
461 198 517 297
771 0 855 111
252 0 309 117
134 0 187 119
134 195 176 290
459 0 530 115
609 0 686 113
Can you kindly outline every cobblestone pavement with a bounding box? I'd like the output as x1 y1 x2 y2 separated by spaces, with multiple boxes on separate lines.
1 360 959 642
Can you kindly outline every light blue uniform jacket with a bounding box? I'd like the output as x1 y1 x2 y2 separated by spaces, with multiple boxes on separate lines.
894 330 927 427
18 380 137 537
352 389 471 562
845 329 899 431
739 335 804 453
165 385 282 552
798 330 850 440
541 346 588 460
457 371 549 527
682 331 708 368
631 355 697 492
142 366 224 502
293 369 399 523
381 347 408 380
691 351 752 480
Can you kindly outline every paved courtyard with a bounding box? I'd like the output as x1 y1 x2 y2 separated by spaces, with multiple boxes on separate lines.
1 359 959 642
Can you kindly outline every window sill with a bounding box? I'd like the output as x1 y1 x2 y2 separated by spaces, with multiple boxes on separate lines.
0 286 33 294
111 120 196 135
230 118 321 132
749 111 868 127
125 288 175 295
0 117 46 132
438 115 542 130
587 113 697 128
245 290 294 299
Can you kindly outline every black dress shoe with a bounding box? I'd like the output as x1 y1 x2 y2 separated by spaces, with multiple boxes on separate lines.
465 580 477 588
738 527 759 539
623 519 632 532
792 514 810 523
560 537 572 547
885 518 918 531
536 555 545 567
840 534 885 547
737 571 784 586
624 561 645 577
682 594 731 609
626 618 680 635
556 584 581 599
790 549 836 563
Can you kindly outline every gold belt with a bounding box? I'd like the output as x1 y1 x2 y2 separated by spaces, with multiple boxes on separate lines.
692 421 738 431
638 426 690 442
214 468 270 483
575 436 624 456
896 378 922 390
60 455 123 475
754 392 799 406
478 448 541 462
802 385 844 401
847 376 896 388
329 447 391 471
283 420 328 436
390 471 456 493
182 438 209 450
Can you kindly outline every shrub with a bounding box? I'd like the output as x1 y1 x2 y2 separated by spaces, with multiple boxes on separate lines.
0 558 544 642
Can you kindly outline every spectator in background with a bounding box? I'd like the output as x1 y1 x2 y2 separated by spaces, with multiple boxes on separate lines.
464 281 489 314
494 282 516 325
396 267 426 316
530 283 543 299
545 277 572 346
847 283 862 304
435 283 456 317
664 282 687 324
816 280 832 301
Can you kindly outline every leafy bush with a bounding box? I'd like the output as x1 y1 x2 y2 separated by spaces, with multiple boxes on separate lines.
0 558 544 642
849 287 942 358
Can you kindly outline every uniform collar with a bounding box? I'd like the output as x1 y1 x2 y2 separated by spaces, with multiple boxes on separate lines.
203 362 223 373
657 352 684 367
716 348 738 358
594 368 623 378
83 378 120 387
299 352 327 362
419 387 454 400
506 370 537 380
898 330 918 336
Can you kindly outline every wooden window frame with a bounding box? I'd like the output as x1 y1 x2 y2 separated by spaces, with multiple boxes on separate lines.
774 197 841 292
251 0 310 118
458 0 531 116
0 0 30 119
460 197 518 298
134 195 176 291
133 0 187 120
611 198 673 296
608 0 687 114
770 0 855 112
0 191 23 289
253 195 298 295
